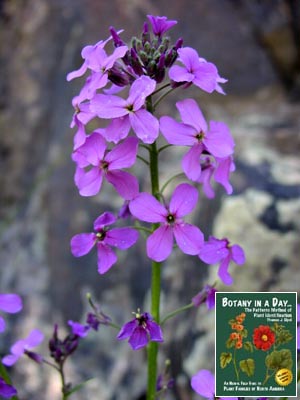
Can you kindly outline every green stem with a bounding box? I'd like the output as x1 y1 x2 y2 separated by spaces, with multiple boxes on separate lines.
161 303 194 325
153 87 176 109
160 173 185 194
146 135 162 400
233 348 239 380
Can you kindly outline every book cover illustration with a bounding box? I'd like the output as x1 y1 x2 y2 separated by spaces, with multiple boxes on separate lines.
215 292 297 398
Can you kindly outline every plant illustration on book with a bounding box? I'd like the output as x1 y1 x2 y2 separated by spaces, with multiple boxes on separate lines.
220 312 293 386
2 13 296 400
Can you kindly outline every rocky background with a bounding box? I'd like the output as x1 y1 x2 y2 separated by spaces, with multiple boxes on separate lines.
0 0 299 399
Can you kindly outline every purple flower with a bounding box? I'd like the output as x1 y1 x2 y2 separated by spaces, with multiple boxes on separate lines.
2 329 44 366
0 378 17 399
71 211 139 274
147 15 177 37
192 285 217 309
160 99 234 183
198 236 245 285
0 293 23 333
169 47 226 94
197 155 235 198
73 134 139 199
129 183 204 262
191 369 238 400
90 76 159 143
117 311 163 350
68 320 90 338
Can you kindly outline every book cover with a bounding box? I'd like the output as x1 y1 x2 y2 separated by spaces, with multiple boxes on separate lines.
215 292 297 398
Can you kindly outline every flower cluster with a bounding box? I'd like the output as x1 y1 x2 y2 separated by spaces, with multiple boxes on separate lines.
228 312 246 349
69 15 244 286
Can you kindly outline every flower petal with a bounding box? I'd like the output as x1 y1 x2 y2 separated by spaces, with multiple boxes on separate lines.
2 354 19 367
146 321 163 342
0 294 23 314
25 329 44 347
103 116 131 143
214 156 234 194
169 183 198 217
193 61 219 93
128 326 148 350
129 109 159 144
73 132 106 166
191 369 215 397
176 98 207 132
128 76 156 110
218 255 233 285
129 193 167 223
160 116 196 146
199 237 229 264
106 137 138 170
71 233 96 257
204 121 234 158
117 319 137 340
96 243 117 274
75 166 103 197
147 225 173 262
105 227 138 249
230 244 245 265
173 223 204 255
93 212 116 230
106 170 139 200
90 94 127 119
182 144 203 181
169 65 194 83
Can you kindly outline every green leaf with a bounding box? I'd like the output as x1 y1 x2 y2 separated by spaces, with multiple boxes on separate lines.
265 349 293 370
239 358 255 376
220 352 232 369
243 341 254 352
240 328 248 338
276 329 293 346
226 338 235 348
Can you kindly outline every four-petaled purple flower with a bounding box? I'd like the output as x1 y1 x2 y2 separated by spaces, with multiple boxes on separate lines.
90 76 159 143
198 236 245 285
71 212 139 274
73 134 139 199
160 98 234 186
169 47 227 93
147 15 177 37
2 329 44 366
117 311 163 350
0 378 17 399
0 293 22 333
191 369 238 400
129 183 204 262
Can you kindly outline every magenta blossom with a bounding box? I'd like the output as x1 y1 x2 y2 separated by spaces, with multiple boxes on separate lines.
71 212 138 274
0 293 22 333
0 378 17 399
169 47 226 94
68 320 90 338
2 329 44 366
160 98 234 182
147 15 177 37
73 134 139 199
199 236 245 285
90 76 159 143
117 311 163 350
129 183 204 262
191 369 238 400
197 154 235 198
192 285 217 309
